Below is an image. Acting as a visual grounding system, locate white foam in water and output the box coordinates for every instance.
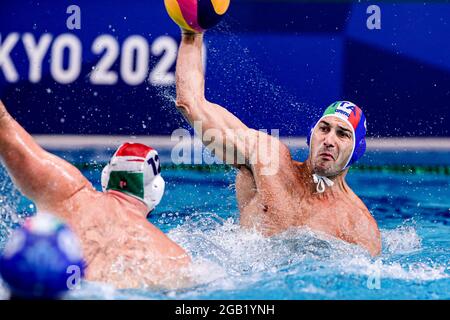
[382,225,422,254]
[340,257,448,282]
[1,172,448,299]
[0,172,25,248]
[166,213,449,292]
[299,284,328,295]
[65,281,119,300]
[2,205,449,299]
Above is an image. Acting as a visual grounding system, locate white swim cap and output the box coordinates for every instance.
[101,142,165,213]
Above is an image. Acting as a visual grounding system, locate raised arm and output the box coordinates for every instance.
[176,33,249,132]
[0,100,92,211]
[175,32,292,178]
[175,32,257,166]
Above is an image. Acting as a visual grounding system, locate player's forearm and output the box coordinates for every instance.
[0,103,87,206]
[0,111,52,200]
[0,106,45,167]
[175,32,205,112]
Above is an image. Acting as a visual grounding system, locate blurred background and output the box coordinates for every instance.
[0,0,449,139]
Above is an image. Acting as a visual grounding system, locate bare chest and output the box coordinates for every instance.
[236,171,354,237]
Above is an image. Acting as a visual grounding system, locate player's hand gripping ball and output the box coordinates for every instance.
[164,0,230,33]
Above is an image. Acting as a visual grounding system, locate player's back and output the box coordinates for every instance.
[53,187,191,289]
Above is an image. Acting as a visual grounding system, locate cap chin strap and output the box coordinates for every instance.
[312,174,334,193]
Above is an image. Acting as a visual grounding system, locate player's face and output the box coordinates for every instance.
[310,117,354,176]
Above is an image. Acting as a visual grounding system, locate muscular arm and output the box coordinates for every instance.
[0,100,92,212]
[175,32,296,209]
[175,32,261,167]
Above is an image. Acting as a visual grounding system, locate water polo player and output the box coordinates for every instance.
[0,100,191,289]
[171,29,381,255]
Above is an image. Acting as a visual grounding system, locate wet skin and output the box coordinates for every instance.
[175,33,381,256]
[0,101,191,289]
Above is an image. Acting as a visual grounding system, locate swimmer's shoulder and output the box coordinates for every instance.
[47,179,95,205]
[344,183,368,210]
[342,185,377,224]
[343,188,381,255]
[46,182,101,222]
[253,131,294,166]
[345,186,379,231]
[64,181,98,202]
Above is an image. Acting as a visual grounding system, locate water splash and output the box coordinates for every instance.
[382,224,422,254]
[65,281,119,300]
[166,213,448,291]
[50,212,450,300]
[0,164,25,249]
[1,162,448,299]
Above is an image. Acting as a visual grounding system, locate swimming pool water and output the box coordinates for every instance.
[0,149,449,300]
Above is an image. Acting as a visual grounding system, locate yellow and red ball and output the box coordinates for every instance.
[164,0,230,33]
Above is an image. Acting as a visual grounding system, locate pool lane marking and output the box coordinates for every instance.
[33,135,450,151]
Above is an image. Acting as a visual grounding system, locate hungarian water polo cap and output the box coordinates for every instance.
[101,143,165,212]
[307,101,367,168]
[0,213,85,299]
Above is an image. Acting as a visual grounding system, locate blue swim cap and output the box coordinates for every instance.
[0,213,85,299]
[307,101,367,168]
